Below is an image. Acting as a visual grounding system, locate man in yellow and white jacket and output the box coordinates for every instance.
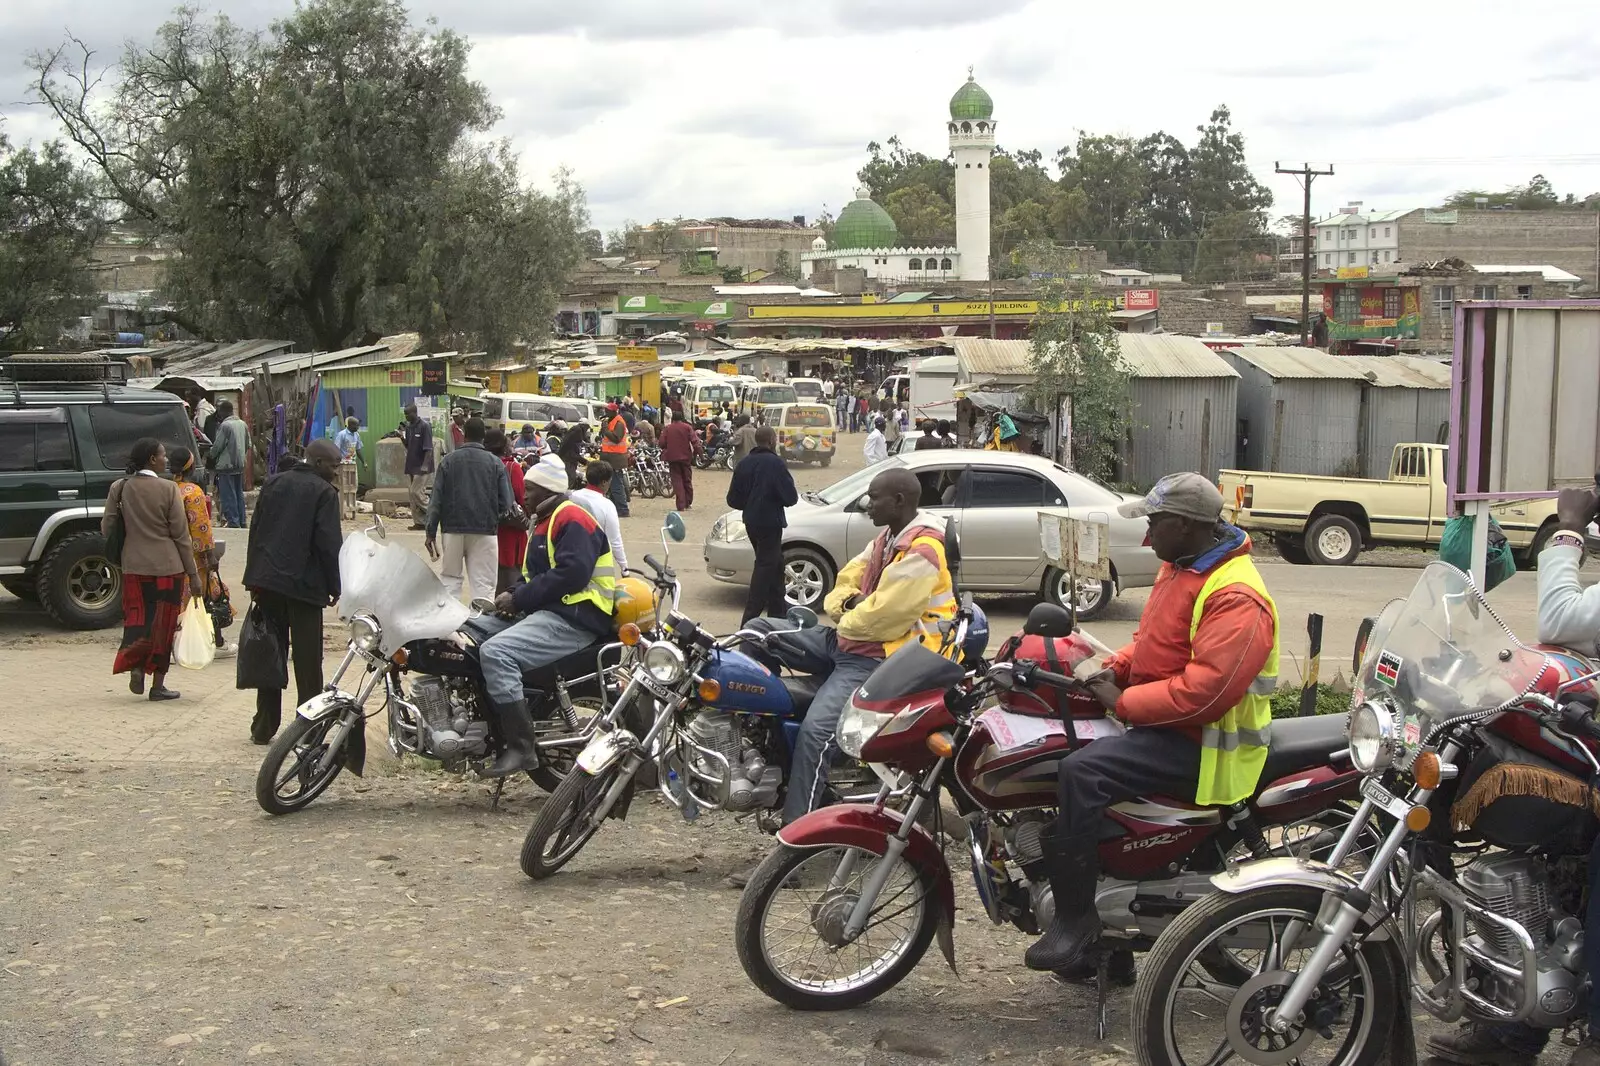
[762,467,956,826]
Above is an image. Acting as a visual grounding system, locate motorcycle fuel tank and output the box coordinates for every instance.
[702,648,793,716]
[405,637,478,679]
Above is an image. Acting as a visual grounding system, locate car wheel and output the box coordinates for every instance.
[37,531,123,629]
[1044,567,1113,621]
[783,548,834,610]
[1519,520,1556,570]
[1275,535,1311,565]
[1305,514,1362,566]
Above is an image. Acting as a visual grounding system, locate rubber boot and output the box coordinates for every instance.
[1024,826,1102,972]
[485,698,538,777]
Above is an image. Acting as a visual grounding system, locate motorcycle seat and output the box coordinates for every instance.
[1258,714,1349,785]
[522,638,612,690]
[783,676,820,716]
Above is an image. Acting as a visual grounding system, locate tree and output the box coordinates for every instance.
[579,229,604,257]
[1026,271,1130,482]
[0,131,104,349]
[772,249,793,277]
[32,0,583,352]
[884,184,954,246]
[1442,174,1598,212]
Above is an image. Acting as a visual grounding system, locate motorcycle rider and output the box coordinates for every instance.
[1426,487,1600,1066]
[1024,472,1280,979]
[477,455,618,777]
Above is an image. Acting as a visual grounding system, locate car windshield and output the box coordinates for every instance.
[814,459,906,505]
[791,381,822,399]
[758,386,797,404]
[1053,468,1123,507]
[695,384,733,402]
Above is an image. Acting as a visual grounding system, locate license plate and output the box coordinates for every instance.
[1359,775,1412,820]
[628,667,672,701]
[576,731,626,774]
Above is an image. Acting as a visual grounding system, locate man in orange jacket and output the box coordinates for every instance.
[1025,472,1279,980]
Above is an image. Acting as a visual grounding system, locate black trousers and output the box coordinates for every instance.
[251,591,325,741]
[744,525,787,624]
[1055,727,1201,841]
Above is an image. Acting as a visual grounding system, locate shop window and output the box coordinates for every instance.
[1433,285,1455,317]
[1384,289,1402,318]
[1334,288,1361,320]
[1473,284,1498,300]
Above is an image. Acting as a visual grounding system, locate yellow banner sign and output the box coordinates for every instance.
[681,360,694,371]
[549,376,564,395]
[745,298,1110,320]
[716,362,737,375]
[1336,266,1369,279]
[617,345,657,361]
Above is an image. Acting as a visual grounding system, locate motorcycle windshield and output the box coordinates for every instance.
[1353,561,1551,739]
[337,530,470,655]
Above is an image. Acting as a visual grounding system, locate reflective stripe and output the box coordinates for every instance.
[549,501,617,615]
[1189,553,1280,807]
[927,591,956,607]
[1248,674,1278,695]
[1201,724,1274,751]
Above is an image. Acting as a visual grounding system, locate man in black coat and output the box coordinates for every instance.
[727,426,798,623]
[242,438,344,744]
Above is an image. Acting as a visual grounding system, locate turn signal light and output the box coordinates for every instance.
[391,648,409,667]
[1412,751,1441,790]
[1405,805,1432,832]
[926,732,955,758]
[619,623,642,647]
[698,679,721,703]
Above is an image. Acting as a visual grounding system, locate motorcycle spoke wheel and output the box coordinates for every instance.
[254,715,349,815]
[734,844,938,1010]
[528,696,603,794]
[1133,886,1394,1066]
[519,762,622,879]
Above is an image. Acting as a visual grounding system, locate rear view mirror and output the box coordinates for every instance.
[854,493,872,512]
[786,606,818,630]
[662,512,687,543]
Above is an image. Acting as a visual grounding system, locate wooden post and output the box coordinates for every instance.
[1298,613,1324,717]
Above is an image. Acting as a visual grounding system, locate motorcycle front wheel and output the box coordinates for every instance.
[520,762,625,879]
[255,714,351,815]
[1132,884,1395,1066]
[734,843,938,1011]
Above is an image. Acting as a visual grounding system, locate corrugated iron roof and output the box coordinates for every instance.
[951,335,1238,380]
[1336,355,1452,389]
[1224,347,1369,380]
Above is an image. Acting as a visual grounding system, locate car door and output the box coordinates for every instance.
[954,466,1060,588]
[0,407,83,568]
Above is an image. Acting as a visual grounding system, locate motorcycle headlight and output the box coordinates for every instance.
[837,702,894,759]
[1349,700,1397,774]
[644,642,686,685]
[349,613,382,655]
[711,515,748,543]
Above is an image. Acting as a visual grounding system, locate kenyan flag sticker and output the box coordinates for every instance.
[1375,650,1403,688]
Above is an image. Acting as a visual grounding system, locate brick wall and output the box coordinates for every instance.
[1413,271,1574,352]
[1158,293,1255,336]
[713,226,825,273]
[1398,209,1600,287]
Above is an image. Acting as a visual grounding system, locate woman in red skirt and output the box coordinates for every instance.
[486,428,529,594]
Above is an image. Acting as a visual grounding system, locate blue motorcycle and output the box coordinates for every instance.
[519,514,987,880]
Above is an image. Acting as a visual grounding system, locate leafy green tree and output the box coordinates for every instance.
[32,0,583,352]
[0,132,103,349]
[1442,174,1598,211]
[884,184,954,246]
[1026,270,1130,481]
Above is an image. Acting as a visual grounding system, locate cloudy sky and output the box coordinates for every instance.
[4,0,1598,236]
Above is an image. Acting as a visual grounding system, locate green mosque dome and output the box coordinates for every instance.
[832,186,899,249]
[949,74,993,121]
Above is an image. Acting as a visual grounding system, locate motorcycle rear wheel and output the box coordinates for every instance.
[1133,884,1394,1066]
[255,714,350,815]
[734,843,938,1011]
[527,695,604,795]
[520,762,624,879]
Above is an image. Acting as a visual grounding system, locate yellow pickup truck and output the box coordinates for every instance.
[1218,442,1559,566]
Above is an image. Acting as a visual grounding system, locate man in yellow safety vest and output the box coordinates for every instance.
[1024,472,1279,979]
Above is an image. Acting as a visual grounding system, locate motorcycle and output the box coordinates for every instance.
[1131,560,1600,1066]
[517,516,971,879]
[253,518,624,815]
[695,426,733,470]
[733,599,1365,1023]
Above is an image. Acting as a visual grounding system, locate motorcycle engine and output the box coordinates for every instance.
[686,710,781,812]
[1458,853,1585,1028]
[409,675,490,760]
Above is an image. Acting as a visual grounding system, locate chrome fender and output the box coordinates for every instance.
[1210,856,1393,940]
[297,690,360,722]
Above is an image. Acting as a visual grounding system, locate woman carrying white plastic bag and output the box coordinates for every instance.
[173,598,217,670]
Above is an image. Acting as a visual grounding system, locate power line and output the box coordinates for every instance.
[1276,162,1335,348]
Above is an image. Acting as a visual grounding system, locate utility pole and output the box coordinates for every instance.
[1275,162,1335,348]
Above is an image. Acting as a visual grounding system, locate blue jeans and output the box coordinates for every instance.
[476,611,598,706]
[1489,829,1600,1049]
[608,468,630,517]
[749,623,881,825]
[216,472,246,527]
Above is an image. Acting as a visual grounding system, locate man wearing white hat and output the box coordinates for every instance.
[473,456,618,777]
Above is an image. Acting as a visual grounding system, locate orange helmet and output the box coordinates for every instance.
[613,575,658,630]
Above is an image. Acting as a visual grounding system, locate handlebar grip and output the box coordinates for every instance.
[1560,705,1600,743]
[1024,668,1082,692]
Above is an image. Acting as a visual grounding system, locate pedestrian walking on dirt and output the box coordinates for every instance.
[105,437,203,702]
[571,460,630,574]
[211,400,249,528]
[727,426,797,623]
[599,402,632,518]
[556,422,589,489]
[243,439,343,745]
[426,416,513,603]
[402,404,435,530]
[487,428,529,594]
[659,408,702,511]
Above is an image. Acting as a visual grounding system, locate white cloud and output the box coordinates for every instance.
[3,0,1598,234]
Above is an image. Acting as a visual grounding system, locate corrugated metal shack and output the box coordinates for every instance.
[1339,355,1452,479]
[950,334,1240,484]
[1219,347,1368,476]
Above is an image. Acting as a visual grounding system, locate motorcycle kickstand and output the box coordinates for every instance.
[489,776,507,813]
[1094,952,1109,1041]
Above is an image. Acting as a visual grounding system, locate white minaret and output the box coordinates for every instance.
[948,68,995,282]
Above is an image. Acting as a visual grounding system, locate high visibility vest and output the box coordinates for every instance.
[1189,554,1280,806]
[878,526,958,660]
[600,415,629,455]
[548,501,618,615]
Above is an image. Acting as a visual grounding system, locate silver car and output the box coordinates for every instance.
[703,450,1159,620]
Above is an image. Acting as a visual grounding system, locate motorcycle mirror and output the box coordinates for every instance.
[662,512,687,543]
[785,605,818,630]
[366,513,388,541]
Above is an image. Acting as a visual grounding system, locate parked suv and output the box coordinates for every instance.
[0,357,196,628]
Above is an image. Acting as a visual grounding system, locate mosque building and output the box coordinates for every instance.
[801,71,994,285]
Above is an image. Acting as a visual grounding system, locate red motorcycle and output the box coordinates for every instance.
[733,601,1365,1030]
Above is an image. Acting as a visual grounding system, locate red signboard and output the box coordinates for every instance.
[1123,288,1159,311]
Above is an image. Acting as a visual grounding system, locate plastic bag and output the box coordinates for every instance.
[1438,514,1517,593]
[236,601,287,690]
[173,598,217,670]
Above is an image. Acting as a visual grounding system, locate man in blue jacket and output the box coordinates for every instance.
[727,425,798,624]
[478,457,617,776]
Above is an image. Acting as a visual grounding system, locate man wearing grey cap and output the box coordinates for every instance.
[1024,472,1280,981]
